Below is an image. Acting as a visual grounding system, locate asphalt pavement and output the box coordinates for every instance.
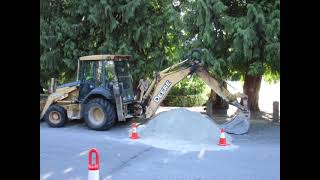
[40,116,279,180]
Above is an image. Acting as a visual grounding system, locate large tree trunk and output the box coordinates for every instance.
[206,81,229,116]
[243,75,262,112]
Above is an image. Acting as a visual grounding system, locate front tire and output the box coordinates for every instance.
[44,105,67,128]
[83,98,116,130]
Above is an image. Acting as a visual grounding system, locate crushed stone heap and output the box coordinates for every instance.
[136,108,235,152]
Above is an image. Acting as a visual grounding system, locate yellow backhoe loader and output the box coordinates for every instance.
[40,49,250,134]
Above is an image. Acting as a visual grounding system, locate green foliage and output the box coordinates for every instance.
[162,75,209,107]
[40,0,280,107]
[40,0,184,86]
[222,0,280,79]
[182,0,230,79]
[182,0,280,81]
[162,94,208,107]
[263,66,280,84]
[168,75,207,96]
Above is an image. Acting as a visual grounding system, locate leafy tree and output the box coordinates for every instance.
[181,0,280,111]
[40,0,185,89]
[40,0,280,111]
[163,75,209,107]
[222,0,280,111]
[40,0,80,87]
[178,0,231,110]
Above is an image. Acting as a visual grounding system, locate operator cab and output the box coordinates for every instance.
[77,55,134,103]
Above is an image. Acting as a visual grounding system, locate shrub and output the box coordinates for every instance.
[162,76,209,106]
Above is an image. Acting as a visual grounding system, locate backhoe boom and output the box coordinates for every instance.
[138,56,250,134]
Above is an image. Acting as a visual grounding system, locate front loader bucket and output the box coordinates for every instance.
[222,111,250,135]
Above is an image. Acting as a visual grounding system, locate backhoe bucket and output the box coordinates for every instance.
[221,111,250,135]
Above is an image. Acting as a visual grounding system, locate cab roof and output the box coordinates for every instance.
[79,55,131,61]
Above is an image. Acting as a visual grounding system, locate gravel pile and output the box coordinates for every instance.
[137,108,236,152]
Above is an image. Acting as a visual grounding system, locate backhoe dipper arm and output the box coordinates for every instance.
[195,66,249,112]
[194,65,251,135]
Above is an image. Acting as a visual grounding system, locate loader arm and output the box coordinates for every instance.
[139,50,250,134]
[40,86,78,119]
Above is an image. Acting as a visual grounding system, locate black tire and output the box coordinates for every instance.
[44,105,67,128]
[83,98,116,131]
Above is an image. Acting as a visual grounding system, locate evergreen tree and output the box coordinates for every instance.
[222,0,280,111]
[40,0,280,111]
[181,0,280,111]
[40,0,184,88]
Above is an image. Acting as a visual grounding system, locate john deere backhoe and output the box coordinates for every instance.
[40,49,250,134]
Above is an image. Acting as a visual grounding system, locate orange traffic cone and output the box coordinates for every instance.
[130,122,139,139]
[218,128,229,146]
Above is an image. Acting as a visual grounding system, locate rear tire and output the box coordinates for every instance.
[44,105,67,127]
[83,98,116,130]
